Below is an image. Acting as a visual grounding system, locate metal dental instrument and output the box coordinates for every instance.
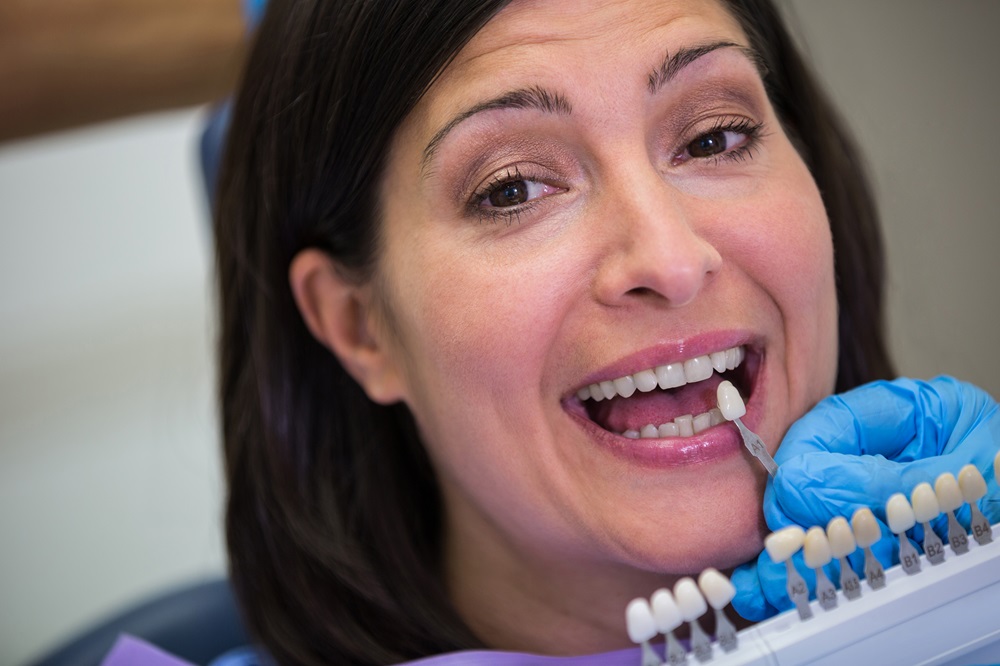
[717,380,779,476]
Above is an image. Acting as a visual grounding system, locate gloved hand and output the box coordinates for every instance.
[731,376,1000,621]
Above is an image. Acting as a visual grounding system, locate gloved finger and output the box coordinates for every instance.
[773,450,1000,539]
[730,559,779,622]
[776,377,991,463]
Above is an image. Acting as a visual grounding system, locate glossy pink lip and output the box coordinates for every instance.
[561,330,766,469]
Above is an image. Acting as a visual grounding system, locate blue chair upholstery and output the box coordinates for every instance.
[28,578,249,666]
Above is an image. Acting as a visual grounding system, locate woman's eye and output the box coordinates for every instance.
[685,130,748,159]
[480,178,561,208]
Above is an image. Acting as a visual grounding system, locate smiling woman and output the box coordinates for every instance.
[209,0,986,664]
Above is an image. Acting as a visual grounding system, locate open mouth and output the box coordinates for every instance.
[572,345,757,439]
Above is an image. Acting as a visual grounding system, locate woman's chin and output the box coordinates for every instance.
[604,478,767,575]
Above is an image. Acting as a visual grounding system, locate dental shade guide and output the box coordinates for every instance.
[675,578,713,663]
[911,482,946,565]
[651,588,689,666]
[850,508,887,590]
[935,473,970,555]
[826,516,863,601]
[803,527,838,609]
[764,526,812,620]
[697,568,738,653]
[958,464,993,545]
[716,381,778,477]
[885,493,922,575]
[626,461,1000,664]
[626,598,664,666]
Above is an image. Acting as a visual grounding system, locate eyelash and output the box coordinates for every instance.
[469,166,553,226]
[467,116,767,225]
[677,115,767,166]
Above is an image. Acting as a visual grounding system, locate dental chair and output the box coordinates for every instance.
[27,577,249,666]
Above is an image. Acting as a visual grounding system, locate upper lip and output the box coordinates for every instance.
[567,331,758,398]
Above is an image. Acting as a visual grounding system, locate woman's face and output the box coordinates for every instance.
[373,0,837,644]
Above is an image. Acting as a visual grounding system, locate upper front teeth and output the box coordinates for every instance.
[577,345,745,402]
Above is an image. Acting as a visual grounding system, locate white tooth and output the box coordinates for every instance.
[658,422,679,437]
[600,380,616,400]
[651,588,683,633]
[692,412,712,434]
[683,355,714,383]
[716,380,746,421]
[958,464,988,503]
[656,363,686,390]
[625,598,657,644]
[826,516,857,558]
[623,430,640,439]
[885,493,916,534]
[803,526,833,569]
[673,577,708,621]
[640,424,659,439]
[633,369,659,393]
[589,383,604,402]
[764,525,805,563]
[708,408,725,426]
[710,351,727,373]
[910,482,941,522]
[613,375,637,399]
[735,346,745,366]
[577,386,591,401]
[934,472,963,512]
[725,346,739,370]
[850,507,881,548]
[675,414,694,437]
[697,568,736,610]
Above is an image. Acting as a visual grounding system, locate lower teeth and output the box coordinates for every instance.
[622,407,725,439]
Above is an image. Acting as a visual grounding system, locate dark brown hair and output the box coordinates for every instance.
[214,1,894,663]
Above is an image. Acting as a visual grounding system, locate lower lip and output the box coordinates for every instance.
[568,411,747,468]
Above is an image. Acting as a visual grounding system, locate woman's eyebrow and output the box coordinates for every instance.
[421,85,572,169]
[647,41,767,94]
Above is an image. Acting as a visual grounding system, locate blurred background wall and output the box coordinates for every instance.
[0,2,997,664]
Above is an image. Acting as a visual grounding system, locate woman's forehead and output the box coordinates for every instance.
[404,0,747,149]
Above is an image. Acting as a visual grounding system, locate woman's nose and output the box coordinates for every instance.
[591,176,722,309]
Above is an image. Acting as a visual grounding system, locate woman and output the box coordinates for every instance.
[213,0,999,664]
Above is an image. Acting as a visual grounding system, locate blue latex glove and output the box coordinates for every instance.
[731,376,1000,621]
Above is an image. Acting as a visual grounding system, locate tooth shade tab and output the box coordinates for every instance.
[886,493,917,534]
[697,568,736,609]
[673,577,708,621]
[764,525,805,563]
[935,472,964,512]
[958,464,988,502]
[625,598,658,644]
[826,517,857,558]
[851,508,882,548]
[716,380,747,421]
[911,482,941,522]
[803,526,833,568]
[651,588,683,632]
[579,344,746,401]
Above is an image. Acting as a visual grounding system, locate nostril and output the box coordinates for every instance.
[624,286,661,300]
